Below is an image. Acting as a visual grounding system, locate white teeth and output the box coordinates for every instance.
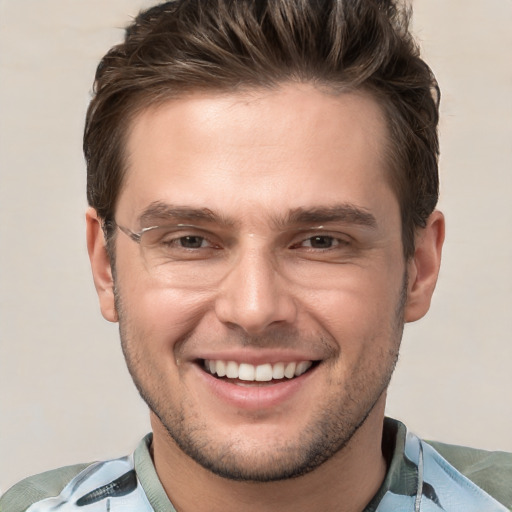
[272,362,285,379]
[216,360,226,377]
[255,363,273,382]
[238,363,255,381]
[295,361,312,376]
[203,359,314,382]
[284,362,296,378]
[226,361,238,379]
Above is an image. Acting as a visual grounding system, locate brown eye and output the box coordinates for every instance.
[178,236,206,248]
[307,236,336,249]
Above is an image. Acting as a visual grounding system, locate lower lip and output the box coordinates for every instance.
[194,364,317,411]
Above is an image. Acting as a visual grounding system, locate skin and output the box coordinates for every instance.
[87,84,444,512]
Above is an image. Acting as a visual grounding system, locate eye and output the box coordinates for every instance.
[141,226,221,255]
[136,224,226,267]
[297,235,347,250]
[303,235,338,249]
[176,235,208,249]
[159,233,219,252]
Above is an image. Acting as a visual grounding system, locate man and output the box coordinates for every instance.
[1,0,511,511]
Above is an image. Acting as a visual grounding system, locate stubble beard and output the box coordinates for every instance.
[114,273,407,482]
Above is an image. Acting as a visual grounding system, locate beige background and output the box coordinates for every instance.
[0,0,511,493]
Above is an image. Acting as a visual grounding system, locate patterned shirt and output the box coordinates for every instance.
[2,418,511,511]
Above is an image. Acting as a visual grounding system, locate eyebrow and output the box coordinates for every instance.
[138,202,235,227]
[281,205,377,229]
[137,201,377,230]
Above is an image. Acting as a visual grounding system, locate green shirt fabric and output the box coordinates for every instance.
[1,418,511,511]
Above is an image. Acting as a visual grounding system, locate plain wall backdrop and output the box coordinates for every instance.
[1,0,511,493]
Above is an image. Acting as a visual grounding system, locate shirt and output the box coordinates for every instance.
[2,418,511,511]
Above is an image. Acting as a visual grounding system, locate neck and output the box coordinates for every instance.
[150,401,388,512]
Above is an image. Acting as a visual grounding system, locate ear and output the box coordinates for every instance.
[404,210,445,323]
[86,207,118,322]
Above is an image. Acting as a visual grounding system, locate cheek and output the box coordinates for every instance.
[302,269,405,346]
[118,282,215,353]
[315,266,402,308]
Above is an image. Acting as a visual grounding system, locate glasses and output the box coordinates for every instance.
[115,221,359,289]
[116,222,237,288]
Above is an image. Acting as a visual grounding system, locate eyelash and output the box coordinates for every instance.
[160,234,219,250]
[157,232,350,252]
[291,235,350,250]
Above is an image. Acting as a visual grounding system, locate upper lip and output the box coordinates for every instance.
[191,349,323,366]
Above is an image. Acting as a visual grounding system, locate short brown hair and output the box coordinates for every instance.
[84,0,440,258]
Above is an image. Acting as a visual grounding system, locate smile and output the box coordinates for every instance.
[203,359,314,382]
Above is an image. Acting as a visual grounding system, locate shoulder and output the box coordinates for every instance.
[426,439,512,508]
[0,453,154,512]
[0,436,160,512]
[0,463,92,512]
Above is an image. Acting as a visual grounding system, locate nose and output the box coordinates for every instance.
[214,245,297,334]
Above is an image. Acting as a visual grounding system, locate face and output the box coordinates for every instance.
[99,85,412,481]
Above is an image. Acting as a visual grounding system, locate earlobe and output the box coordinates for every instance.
[404,210,445,323]
[86,207,118,323]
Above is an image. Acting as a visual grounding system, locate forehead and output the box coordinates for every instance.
[119,84,396,228]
